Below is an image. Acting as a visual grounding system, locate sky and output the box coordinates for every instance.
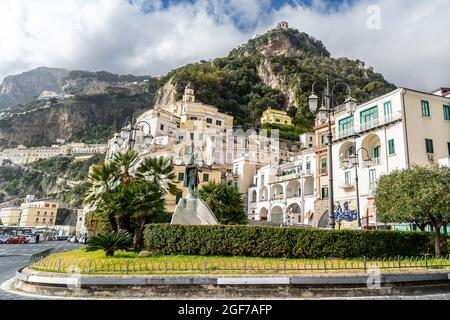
[0,0,449,91]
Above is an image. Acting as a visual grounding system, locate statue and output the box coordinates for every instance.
[184,146,202,195]
[171,143,219,225]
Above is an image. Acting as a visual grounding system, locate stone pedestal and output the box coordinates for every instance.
[171,194,219,225]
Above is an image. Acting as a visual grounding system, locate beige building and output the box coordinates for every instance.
[0,207,22,226]
[19,199,60,228]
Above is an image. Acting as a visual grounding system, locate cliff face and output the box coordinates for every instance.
[0,67,69,108]
[0,88,152,148]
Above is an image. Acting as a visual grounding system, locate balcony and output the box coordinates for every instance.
[272,194,284,201]
[335,127,356,141]
[339,180,355,189]
[363,157,382,168]
[358,113,402,133]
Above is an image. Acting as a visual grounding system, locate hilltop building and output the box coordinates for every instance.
[260,107,292,126]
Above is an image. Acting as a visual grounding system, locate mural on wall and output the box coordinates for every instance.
[334,201,358,223]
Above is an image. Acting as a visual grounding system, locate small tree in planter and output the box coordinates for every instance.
[375,165,450,257]
[87,229,132,257]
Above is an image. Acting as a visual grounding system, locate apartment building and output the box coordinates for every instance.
[19,199,60,228]
[247,148,316,225]
[260,107,293,125]
[328,87,450,228]
[0,207,22,226]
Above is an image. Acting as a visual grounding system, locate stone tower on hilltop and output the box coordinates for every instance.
[277,21,289,31]
[183,82,195,103]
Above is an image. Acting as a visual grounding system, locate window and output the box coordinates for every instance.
[444,105,450,120]
[388,139,395,156]
[321,187,329,199]
[344,171,352,185]
[203,173,209,182]
[216,120,222,126]
[321,134,326,146]
[50,219,53,222]
[339,116,354,133]
[360,106,379,126]
[178,173,184,182]
[373,146,380,159]
[261,174,265,185]
[384,101,392,120]
[43,218,46,222]
[321,158,327,174]
[369,169,377,187]
[52,204,56,208]
[421,100,430,117]
[206,118,212,124]
[425,139,434,154]
[448,142,450,157]
[160,124,165,130]
[45,204,49,208]
[37,211,40,215]
[275,119,280,123]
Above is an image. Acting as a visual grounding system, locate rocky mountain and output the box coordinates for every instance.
[157,25,396,130]
[0,24,397,148]
[0,67,68,109]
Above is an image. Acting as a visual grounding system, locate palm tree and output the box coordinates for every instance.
[85,163,119,232]
[112,150,139,184]
[198,182,247,225]
[136,157,179,195]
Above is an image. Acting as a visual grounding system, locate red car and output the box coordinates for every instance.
[6,236,29,244]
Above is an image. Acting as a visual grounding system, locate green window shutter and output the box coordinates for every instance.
[321,158,327,168]
[360,106,379,125]
[448,142,450,157]
[216,120,222,126]
[373,146,380,158]
[425,139,434,154]
[178,173,184,182]
[388,139,395,155]
[444,105,450,120]
[421,101,430,117]
[339,116,354,132]
[306,162,311,170]
[206,118,212,124]
[203,173,209,182]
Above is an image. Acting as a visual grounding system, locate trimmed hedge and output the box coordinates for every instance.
[144,224,448,259]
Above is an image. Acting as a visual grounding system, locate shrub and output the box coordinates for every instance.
[87,229,132,257]
[144,224,447,259]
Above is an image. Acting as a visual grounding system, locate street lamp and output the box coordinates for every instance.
[122,114,152,151]
[308,78,357,229]
[347,143,372,227]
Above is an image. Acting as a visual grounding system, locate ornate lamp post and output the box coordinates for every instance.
[342,144,372,227]
[308,78,357,229]
[121,114,152,151]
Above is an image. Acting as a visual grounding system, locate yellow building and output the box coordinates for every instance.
[260,107,292,125]
[164,164,223,213]
[0,207,22,226]
[19,199,60,228]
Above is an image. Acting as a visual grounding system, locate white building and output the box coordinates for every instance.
[331,87,450,227]
[247,148,316,225]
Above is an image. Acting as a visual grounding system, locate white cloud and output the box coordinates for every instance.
[0,0,448,91]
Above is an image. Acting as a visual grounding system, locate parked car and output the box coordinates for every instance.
[6,236,29,244]
[24,235,37,243]
[0,235,12,244]
[67,236,78,243]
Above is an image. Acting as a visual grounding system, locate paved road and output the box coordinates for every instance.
[0,241,82,300]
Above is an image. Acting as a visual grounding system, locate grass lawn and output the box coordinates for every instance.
[29,249,450,275]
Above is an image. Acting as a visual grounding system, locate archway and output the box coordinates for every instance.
[271,184,284,200]
[361,134,382,166]
[251,190,257,203]
[339,141,355,168]
[259,186,268,201]
[286,203,301,223]
[318,211,329,228]
[260,207,268,221]
[286,180,301,198]
[271,206,283,224]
